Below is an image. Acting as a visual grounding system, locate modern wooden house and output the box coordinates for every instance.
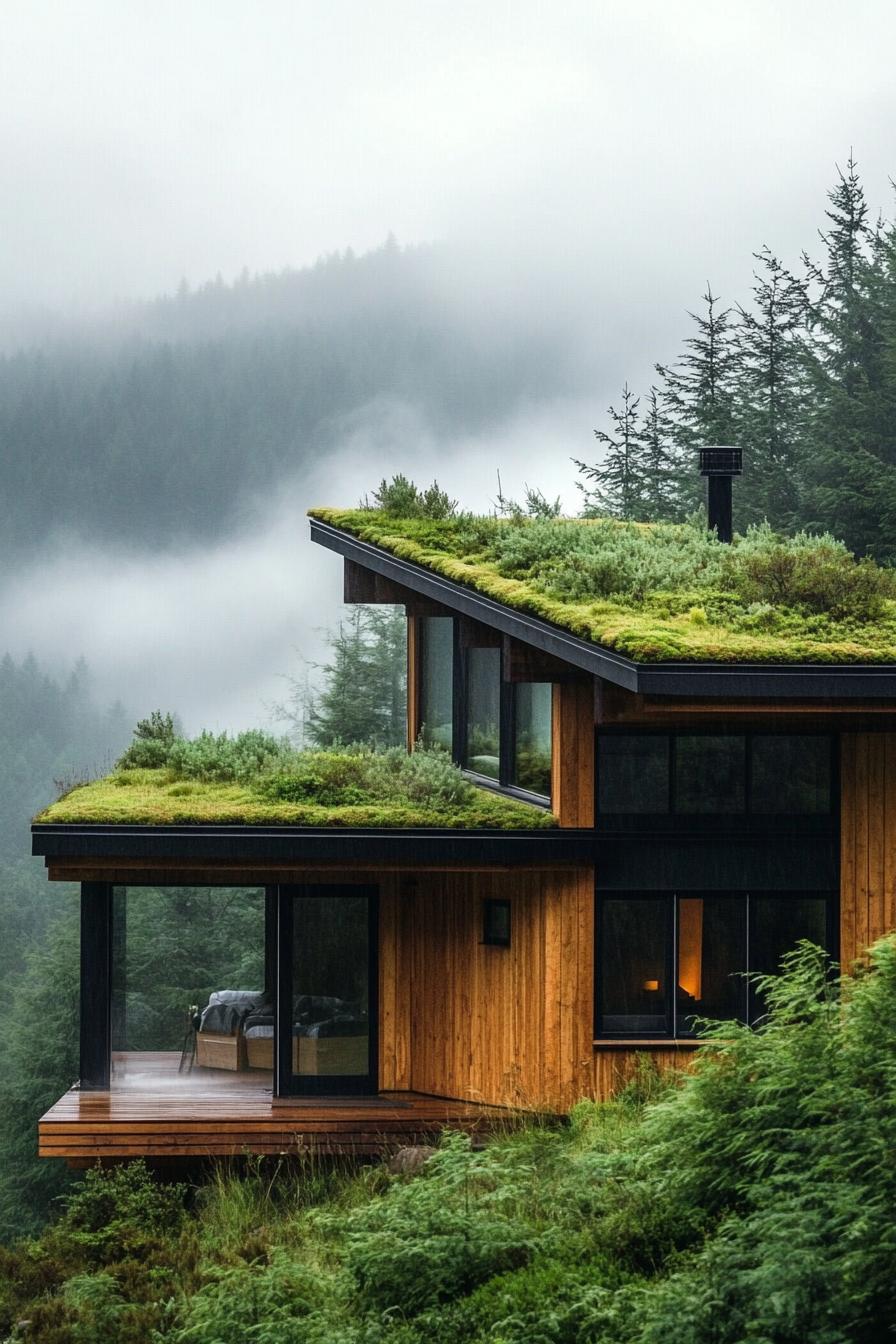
[32,463,896,1163]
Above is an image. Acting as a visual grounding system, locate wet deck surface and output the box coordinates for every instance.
[39,1053,510,1160]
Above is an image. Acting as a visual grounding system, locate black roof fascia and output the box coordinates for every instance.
[310,518,896,700]
[32,823,595,866]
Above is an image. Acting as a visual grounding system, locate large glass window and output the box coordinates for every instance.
[598,735,669,814]
[290,892,371,1084]
[597,733,834,821]
[418,618,553,803]
[749,895,828,1021]
[419,617,454,750]
[750,735,832,814]
[676,735,745,813]
[596,891,832,1037]
[110,886,268,1090]
[599,898,669,1034]
[513,682,552,796]
[465,647,501,780]
[677,896,747,1032]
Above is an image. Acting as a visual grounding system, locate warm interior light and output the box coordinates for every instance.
[678,899,704,999]
[642,979,660,992]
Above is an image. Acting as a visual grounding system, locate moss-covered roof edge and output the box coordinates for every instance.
[308,512,896,698]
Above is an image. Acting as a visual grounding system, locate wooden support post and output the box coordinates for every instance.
[80,882,113,1090]
[551,682,596,827]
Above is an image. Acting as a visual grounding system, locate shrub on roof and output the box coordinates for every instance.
[259,744,474,810]
[366,474,458,520]
[724,524,896,618]
[489,517,726,604]
[116,727,288,782]
[116,710,179,769]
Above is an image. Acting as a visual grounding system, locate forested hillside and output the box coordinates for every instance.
[0,240,575,561]
[0,658,130,1234]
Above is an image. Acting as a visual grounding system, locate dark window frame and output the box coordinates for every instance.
[596,728,838,833]
[440,617,552,807]
[482,898,512,947]
[595,888,837,1039]
[277,884,379,1098]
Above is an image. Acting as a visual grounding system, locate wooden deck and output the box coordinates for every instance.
[39,1053,512,1162]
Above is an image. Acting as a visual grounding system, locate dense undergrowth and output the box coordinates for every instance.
[4,940,896,1342]
[35,719,553,828]
[311,508,896,662]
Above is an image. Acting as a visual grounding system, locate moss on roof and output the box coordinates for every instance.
[35,768,555,829]
[310,508,896,665]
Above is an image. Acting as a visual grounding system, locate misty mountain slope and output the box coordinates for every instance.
[0,243,579,559]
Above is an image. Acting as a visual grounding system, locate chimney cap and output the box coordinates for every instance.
[699,445,742,476]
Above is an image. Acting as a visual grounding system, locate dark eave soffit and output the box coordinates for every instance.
[32,823,596,867]
[310,518,896,700]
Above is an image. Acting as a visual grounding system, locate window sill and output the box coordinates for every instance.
[462,770,552,811]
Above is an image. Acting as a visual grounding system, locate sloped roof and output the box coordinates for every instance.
[310,509,896,698]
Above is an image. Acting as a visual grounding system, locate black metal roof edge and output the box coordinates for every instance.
[310,517,896,700]
[31,822,596,864]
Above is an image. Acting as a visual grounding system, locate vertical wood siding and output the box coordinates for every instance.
[593,1048,696,1098]
[840,733,896,966]
[551,682,595,827]
[380,868,595,1110]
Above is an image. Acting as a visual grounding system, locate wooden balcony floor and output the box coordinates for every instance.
[39,1053,512,1162]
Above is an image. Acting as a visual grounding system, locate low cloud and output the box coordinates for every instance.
[1,395,599,732]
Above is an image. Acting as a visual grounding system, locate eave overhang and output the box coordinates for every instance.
[310,517,896,700]
[32,823,595,868]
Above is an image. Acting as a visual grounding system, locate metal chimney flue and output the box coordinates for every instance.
[699,445,742,543]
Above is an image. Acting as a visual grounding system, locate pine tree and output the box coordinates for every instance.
[733,247,808,528]
[578,384,688,524]
[656,286,739,512]
[638,386,687,521]
[800,157,896,557]
[576,383,645,519]
[282,606,408,749]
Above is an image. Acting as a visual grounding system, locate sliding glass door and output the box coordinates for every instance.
[276,886,377,1096]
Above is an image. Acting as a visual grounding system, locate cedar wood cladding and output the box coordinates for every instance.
[380,868,594,1110]
[840,733,896,967]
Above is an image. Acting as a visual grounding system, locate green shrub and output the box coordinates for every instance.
[168,1252,321,1344]
[165,729,288,782]
[418,1257,625,1344]
[725,524,896,618]
[259,745,475,810]
[42,1161,187,1269]
[333,1134,539,1316]
[488,517,725,604]
[368,475,458,520]
[117,710,178,768]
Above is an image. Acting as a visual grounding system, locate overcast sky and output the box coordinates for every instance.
[4,0,896,321]
[5,0,896,731]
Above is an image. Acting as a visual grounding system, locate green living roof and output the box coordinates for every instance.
[310,508,896,665]
[35,768,555,830]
